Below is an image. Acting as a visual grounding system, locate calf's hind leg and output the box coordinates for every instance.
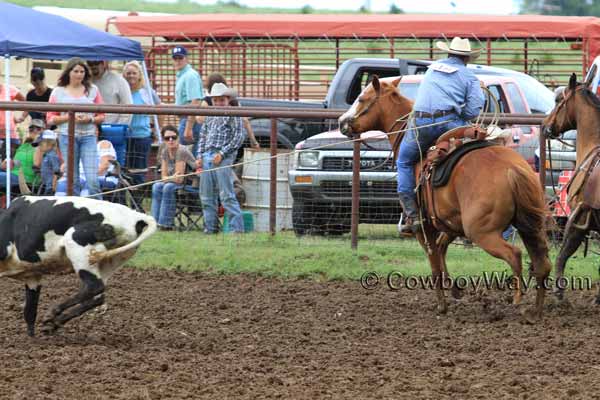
[42,230,108,334]
[43,270,105,333]
[42,270,105,334]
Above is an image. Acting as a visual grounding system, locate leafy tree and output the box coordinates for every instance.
[301,4,313,13]
[520,0,597,16]
[389,3,404,13]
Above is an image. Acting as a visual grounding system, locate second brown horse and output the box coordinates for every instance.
[339,76,551,319]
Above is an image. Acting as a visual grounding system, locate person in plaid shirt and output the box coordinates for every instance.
[196,83,246,234]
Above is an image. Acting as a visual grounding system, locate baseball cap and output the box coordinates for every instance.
[32,130,57,147]
[172,46,188,57]
[29,119,45,129]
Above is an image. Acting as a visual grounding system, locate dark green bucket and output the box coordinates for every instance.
[223,211,254,233]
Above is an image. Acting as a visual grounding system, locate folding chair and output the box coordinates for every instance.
[102,160,145,213]
[174,169,203,231]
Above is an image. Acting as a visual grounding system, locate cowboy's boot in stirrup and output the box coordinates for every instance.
[398,193,421,237]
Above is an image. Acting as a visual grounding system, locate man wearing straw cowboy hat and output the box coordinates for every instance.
[196,82,246,234]
[396,37,485,236]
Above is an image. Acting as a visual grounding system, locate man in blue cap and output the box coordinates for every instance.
[172,46,204,154]
[396,37,485,236]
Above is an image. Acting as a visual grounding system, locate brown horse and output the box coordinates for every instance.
[339,76,552,319]
[543,73,600,303]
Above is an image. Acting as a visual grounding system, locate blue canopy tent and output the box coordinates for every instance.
[0,2,148,205]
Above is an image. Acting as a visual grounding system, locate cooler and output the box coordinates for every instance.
[99,124,128,166]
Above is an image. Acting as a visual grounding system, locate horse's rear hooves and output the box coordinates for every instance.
[521,308,542,324]
[436,304,448,315]
[451,286,463,299]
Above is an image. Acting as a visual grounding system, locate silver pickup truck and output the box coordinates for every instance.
[289,71,555,235]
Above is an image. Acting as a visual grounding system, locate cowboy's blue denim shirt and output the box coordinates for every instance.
[412,57,485,121]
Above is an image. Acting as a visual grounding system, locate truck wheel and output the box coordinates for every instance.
[292,201,314,236]
[322,220,351,236]
[314,211,351,236]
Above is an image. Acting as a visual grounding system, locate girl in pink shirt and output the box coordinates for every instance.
[47,57,105,197]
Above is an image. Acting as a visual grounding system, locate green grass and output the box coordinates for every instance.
[128,229,600,283]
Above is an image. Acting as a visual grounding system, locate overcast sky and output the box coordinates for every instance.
[203,0,519,14]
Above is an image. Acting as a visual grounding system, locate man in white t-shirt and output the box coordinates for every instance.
[87,60,133,126]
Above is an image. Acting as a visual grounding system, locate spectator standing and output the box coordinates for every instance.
[17,67,53,124]
[196,83,246,234]
[87,60,132,126]
[122,60,161,186]
[151,125,195,231]
[197,73,260,149]
[0,82,25,153]
[32,129,61,195]
[172,46,204,154]
[47,57,105,197]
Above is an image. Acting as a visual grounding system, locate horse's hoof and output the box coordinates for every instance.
[521,308,542,325]
[594,296,600,306]
[451,285,463,300]
[436,304,448,315]
[553,288,565,301]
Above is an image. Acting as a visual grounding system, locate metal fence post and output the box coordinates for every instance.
[67,111,75,196]
[270,118,277,235]
[539,127,546,190]
[351,136,360,250]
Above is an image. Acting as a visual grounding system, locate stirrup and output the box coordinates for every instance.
[398,216,421,237]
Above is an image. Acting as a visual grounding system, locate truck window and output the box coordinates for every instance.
[505,83,528,113]
[346,68,401,105]
[485,85,507,114]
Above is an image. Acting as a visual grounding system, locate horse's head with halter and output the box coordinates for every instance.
[543,72,593,139]
[338,76,403,137]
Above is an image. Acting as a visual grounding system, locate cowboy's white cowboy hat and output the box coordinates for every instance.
[207,82,238,98]
[436,37,481,59]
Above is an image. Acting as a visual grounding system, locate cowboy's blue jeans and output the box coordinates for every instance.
[396,115,467,200]
[200,151,244,233]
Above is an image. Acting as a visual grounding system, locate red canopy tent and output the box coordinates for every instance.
[112,13,600,60]
[110,14,600,101]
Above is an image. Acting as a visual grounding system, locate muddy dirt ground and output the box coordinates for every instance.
[1,268,600,399]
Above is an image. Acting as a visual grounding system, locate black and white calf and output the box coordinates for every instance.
[0,196,157,336]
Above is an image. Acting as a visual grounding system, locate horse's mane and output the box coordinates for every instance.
[579,86,600,110]
[377,77,413,107]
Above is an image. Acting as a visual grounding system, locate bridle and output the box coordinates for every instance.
[350,92,380,123]
[348,76,404,131]
[545,85,581,138]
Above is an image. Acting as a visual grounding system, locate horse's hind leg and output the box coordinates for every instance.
[437,234,460,299]
[554,226,586,301]
[520,231,552,319]
[471,232,523,305]
[417,230,447,313]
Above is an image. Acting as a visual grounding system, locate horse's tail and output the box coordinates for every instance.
[506,164,548,236]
